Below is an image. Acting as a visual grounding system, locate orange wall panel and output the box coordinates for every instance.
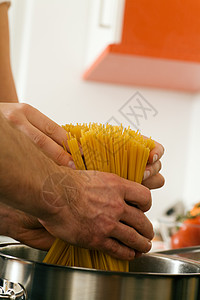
[83,0,200,91]
[119,0,200,61]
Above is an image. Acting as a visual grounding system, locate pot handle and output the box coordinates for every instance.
[0,278,26,299]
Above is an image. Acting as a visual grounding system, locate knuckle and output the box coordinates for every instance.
[135,211,146,231]
[126,232,137,247]
[45,122,57,136]
[33,133,47,148]
[142,188,152,211]
[156,160,162,172]
[19,102,29,110]
[89,235,102,249]
[127,233,152,253]
[105,239,135,260]
[113,199,125,216]
[159,174,165,187]
[55,149,70,165]
[18,103,31,114]
[134,210,154,240]
[6,103,30,125]
[150,160,161,176]
[126,249,136,261]
[97,216,115,236]
[109,173,118,180]
[107,173,120,185]
[108,240,119,255]
[145,221,154,240]
[6,111,21,125]
[110,172,121,182]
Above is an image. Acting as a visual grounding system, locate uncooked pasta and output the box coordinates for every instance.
[43,123,155,272]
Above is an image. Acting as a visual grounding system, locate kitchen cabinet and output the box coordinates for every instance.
[83,0,200,91]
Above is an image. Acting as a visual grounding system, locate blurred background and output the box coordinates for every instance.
[7,0,200,222]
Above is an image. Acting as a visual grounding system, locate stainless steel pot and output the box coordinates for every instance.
[0,243,200,300]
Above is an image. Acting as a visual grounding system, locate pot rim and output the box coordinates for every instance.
[0,243,200,277]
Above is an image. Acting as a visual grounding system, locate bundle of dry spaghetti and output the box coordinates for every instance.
[43,123,155,272]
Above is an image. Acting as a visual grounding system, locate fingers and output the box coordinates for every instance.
[111,222,152,254]
[101,238,136,261]
[122,205,154,240]
[143,160,162,181]
[100,215,152,260]
[20,120,75,168]
[24,104,71,151]
[122,179,152,212]
[148,140,164,164]
[142,159,165,189]
[142,173,165,189]
[142,138,165,189]
[1,103,76,167]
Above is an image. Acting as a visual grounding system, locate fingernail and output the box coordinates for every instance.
[68,160,76,169]
[153,154,158,163]
[148,240,152,250]
[143,170,150,181]
[144,240,152,253]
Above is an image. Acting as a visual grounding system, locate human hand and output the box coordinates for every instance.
[39,169,154,261]
[0,202,55,250]
[142,140,165,189]
[0,102,75,168]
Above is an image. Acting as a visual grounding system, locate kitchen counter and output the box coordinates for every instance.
[0,236,17,243]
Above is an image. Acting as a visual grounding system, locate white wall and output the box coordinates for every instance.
[8,0,196,220]
[184,93,200,207]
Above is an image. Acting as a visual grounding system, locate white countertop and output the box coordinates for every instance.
[0,236,17,243]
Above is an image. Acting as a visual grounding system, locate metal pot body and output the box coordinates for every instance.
[0,243,200,300]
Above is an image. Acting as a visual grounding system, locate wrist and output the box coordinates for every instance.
[39,167,80,222]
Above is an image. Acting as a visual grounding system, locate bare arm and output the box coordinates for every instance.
[0,111,61,216]
[0,2,18,102]
[0,202,55,250]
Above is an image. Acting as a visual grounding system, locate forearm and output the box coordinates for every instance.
[0,201,20,238]
[0,201,13,236]
[0,112,68,219]
[0,201,55,250]
[0,3,18,102]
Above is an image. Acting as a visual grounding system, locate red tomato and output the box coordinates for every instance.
[171,219,200,249]
[171,230,185,249]
[185,216,200,225]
